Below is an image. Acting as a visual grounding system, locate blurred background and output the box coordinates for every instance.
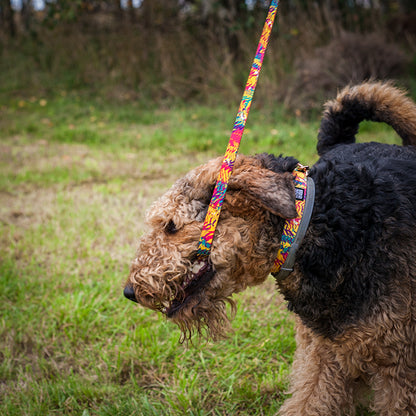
[2,0,416,114]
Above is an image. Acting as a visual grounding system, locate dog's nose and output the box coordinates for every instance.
[123,284,138,303]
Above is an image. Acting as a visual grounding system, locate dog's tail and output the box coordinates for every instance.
[317,81,416,155]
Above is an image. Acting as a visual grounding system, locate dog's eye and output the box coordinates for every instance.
[165,220,178,234]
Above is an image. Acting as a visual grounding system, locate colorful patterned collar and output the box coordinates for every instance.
[271,165,315,281]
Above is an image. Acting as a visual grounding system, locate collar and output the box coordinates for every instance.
[271,164,315,281]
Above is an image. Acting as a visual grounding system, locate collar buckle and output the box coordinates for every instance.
[295,163,309,173]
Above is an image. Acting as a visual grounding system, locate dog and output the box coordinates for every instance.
[124,82,416,415]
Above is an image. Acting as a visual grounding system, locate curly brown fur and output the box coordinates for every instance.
[125,82,416,414]
[127,155,298,341]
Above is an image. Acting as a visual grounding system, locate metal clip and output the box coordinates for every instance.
[296,163,309,173]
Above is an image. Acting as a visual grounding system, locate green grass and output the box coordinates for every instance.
[0,89,394,415]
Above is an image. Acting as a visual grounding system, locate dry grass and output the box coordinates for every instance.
[282,31,410,114]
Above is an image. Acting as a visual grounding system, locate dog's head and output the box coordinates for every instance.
[124,154,298,341]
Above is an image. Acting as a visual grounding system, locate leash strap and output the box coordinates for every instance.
[197,0,279,258]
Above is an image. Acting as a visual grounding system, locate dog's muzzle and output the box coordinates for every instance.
[123,284,138,303]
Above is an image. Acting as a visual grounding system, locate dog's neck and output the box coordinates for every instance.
[271,165,315,281]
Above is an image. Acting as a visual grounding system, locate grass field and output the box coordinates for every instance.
[0,90,400,415]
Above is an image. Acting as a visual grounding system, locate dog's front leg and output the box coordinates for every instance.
[372,367,416,416]
[278,320,355,416]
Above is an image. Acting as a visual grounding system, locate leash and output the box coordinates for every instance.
[197,0,280,259]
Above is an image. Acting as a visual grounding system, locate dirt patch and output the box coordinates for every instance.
[0,136,209,191]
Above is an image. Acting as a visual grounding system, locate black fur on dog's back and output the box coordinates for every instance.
[317,82,416,155]
[284,83,416,338]
[295,142,416,337]
[256,82,416,338]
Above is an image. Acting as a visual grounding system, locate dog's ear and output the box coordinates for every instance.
[227,164,298,219]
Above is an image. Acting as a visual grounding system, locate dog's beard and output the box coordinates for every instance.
[170,291,236,343]
[164,261,236,342]
[130,259,236,342]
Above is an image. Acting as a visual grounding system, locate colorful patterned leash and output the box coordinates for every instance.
[196,0,280,258]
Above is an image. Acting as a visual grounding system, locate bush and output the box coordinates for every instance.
[281,32,409,115]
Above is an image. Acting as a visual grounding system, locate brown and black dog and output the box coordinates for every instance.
[125,82,416,415]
